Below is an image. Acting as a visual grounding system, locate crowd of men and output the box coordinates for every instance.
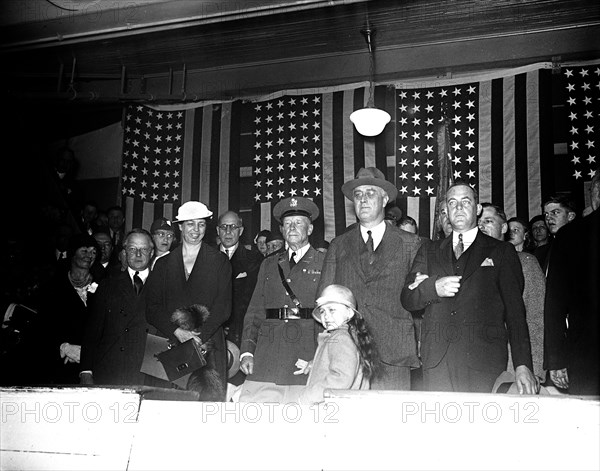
[4,166,599,398]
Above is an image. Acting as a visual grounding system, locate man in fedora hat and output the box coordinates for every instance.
[318,167,422,390]
[145,201,232,398]
[239,196,325,402]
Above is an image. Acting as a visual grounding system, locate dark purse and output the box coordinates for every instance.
[156,339,207,382]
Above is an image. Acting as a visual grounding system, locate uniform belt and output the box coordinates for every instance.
[265,307,312,320]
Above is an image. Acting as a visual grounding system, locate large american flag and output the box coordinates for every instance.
[563,65,599,182]
[120,65,566,241]
[395,69,553,236]
[121,102,240,232]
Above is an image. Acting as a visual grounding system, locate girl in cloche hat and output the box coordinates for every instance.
[290,284,379,404]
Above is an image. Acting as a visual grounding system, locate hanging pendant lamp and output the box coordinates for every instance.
[349,26,391,137]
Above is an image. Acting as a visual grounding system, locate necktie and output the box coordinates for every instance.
[225,249,230,259]
[366,230,374,265]
[133,271,143,295]
[289,252,297,269]
[454,233,464,259]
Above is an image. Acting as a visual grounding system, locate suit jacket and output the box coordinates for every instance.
[80,271,148,385]
[401,230,533,375]
[224,245,263,347]
[544,208,599,394]
[318,224,422,367]
[145,243,232,389]
[241,246,325,384]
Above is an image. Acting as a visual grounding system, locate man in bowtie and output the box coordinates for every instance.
[401,182,537,394]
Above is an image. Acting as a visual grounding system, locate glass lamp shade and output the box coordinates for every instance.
[349,107,391,137]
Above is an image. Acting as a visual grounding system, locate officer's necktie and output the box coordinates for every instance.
[366,230,374,265]
[133,271,143,295]
[289,251,297,269]
[454,233,464,259]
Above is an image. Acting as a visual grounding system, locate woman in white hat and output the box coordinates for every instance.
[145,201,232,397]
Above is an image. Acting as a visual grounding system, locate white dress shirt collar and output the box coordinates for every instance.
[287,243,310,262]
[360,220,387,250]
[127,267,149,283]
[221,243,238,259]
[453,226,479,251]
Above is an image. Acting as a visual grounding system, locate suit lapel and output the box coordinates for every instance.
[460,231,491,282]
[438,236,454,276]
[350,228,368,283]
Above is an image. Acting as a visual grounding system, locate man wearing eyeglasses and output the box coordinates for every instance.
[216,211,262,352]
[149,217,176,270]
[80,228,154,386]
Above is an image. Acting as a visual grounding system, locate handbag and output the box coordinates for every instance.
[156,338,207,382]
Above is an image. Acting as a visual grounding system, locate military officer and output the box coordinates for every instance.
[239,197,325,402]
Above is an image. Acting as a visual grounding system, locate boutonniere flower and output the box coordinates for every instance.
[87,282,99,293]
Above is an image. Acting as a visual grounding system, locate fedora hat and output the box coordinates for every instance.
[341,167,398,201]
[226,340,241,379]
[173,201,213,223]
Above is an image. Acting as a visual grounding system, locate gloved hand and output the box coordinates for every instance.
[293,358,312,375]
[60,343,81,364]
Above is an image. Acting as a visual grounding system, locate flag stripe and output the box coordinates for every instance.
[514,73,530,218]
[491,79,504,205]
[539,69,555,202]
[322,93,336,242]
[526,71,542,219]
[353,88,367,173]
[331,91,347,236]
[343,90,357,228]
[142,201,155,230]
[373,84,390,172]
[503,76,516,217]
[227,101,242,214]
[209,105,222,213]
[188,109,201,202]
[199,106,213,203]
[418,198,430,236]
[479,80,493,204]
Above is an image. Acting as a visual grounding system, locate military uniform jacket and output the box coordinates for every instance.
[241,246,325,385]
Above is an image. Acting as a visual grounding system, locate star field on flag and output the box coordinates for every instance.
[396,84,480,196]
[564,66,599,180]
[121,105,185,203]
[253,95,323,203]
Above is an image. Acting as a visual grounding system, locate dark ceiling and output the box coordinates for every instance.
[2,0,599,105]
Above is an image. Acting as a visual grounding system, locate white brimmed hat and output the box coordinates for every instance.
[312,284,360,322]
[173,201,213,223]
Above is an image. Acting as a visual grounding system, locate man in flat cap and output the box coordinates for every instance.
[145,201,232,397]
[239,196,325,402]
[318,167,422,390]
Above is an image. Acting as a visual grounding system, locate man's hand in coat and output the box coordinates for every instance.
[240,356,254,375]
[435,276,462,297]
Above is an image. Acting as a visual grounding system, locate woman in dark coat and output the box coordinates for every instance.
[145,201,232,398]
[36,234,99,384]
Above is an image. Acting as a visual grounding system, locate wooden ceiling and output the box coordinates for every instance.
[2,0,599,104]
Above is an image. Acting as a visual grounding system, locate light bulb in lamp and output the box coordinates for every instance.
[349,107,391,137]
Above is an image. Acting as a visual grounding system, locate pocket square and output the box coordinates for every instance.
[236,272,247,279]
[481,258,494,267]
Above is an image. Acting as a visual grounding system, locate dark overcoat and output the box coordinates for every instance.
[145,243,232,392]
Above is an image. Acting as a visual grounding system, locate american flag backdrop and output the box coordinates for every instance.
[562,65,599,182]
[121,102,241,232]
[395,69,554,238]
[119,63,591,242]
